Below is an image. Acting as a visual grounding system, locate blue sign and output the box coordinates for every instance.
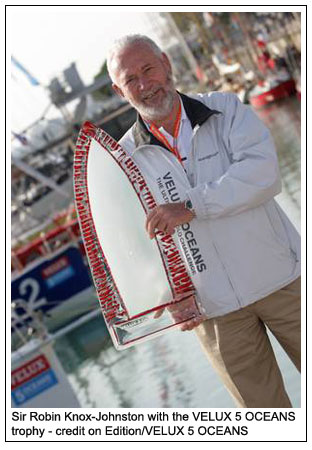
[12,369,58,405]
[45,265,75,288]
[11,244,92,320]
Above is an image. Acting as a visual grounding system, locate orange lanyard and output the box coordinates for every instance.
[148,102,183,164]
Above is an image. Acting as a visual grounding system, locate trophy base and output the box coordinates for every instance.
[111,305,198,350]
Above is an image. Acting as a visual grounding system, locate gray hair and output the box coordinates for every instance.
[106,34,163,82]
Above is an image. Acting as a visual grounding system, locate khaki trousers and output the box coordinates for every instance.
[195,277,301,408]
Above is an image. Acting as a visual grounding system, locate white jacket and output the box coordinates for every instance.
[119,92,301,318]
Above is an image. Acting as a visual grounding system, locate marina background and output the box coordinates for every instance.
[8,7,303,409]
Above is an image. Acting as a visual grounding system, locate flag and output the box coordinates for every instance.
[11,56,40,86]
[12,131,28,146]
[203,12,214,27]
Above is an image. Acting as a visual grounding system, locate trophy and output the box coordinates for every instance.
[74,122,202,350]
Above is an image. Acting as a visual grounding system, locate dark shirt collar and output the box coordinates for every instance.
[132,91,220,148]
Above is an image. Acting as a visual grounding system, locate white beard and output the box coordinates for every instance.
[132,90,176,121]
[129,74,177,122]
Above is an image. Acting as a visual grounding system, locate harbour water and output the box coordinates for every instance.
[54,96,302,408]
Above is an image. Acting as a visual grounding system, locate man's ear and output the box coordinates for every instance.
[161,52,173,74]
[112,83,124,98]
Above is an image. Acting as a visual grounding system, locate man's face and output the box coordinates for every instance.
[111,43,177,121]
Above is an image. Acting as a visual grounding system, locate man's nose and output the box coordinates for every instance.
[137,76,150,91]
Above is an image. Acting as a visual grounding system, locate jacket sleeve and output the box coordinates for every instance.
[186,93,282,220]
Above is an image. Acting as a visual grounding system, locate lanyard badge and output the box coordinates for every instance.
[148,102,183,164]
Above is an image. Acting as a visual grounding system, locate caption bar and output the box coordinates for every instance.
[7,408,305,442]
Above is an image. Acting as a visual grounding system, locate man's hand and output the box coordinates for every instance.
[154,294,205,331]
[146,202,195,239]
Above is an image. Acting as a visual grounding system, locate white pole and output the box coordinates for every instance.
[12,156,70,198]
[163,12,200,80]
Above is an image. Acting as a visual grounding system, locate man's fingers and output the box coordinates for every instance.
[179,317,204,331]
[145,208,157,231]
[153,308,164,319]
[146,210,167,238]
[166,226,175,235]
[146,209,175,238]
[169,293,203,331]
[145,202,195,239]
[146,211,158,237]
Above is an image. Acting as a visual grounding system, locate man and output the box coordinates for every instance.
[107,35,301,408]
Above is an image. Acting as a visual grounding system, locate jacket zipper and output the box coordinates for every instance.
[189,125,200,187]
[191,127,243,308]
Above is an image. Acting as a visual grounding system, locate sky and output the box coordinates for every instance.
[8,4,306,135]
[8,7,164,133]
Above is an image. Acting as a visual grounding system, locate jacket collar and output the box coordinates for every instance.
[132,92,220,148]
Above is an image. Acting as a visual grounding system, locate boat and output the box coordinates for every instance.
[11,103,138,350]
[11,206,99,345]
[248,78,296,109]
[295,75,301,101]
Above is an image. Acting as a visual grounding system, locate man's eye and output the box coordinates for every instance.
[125,78,135,85]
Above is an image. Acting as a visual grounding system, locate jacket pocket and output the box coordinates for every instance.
[262,201,295,257]
[210,206,297,300]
